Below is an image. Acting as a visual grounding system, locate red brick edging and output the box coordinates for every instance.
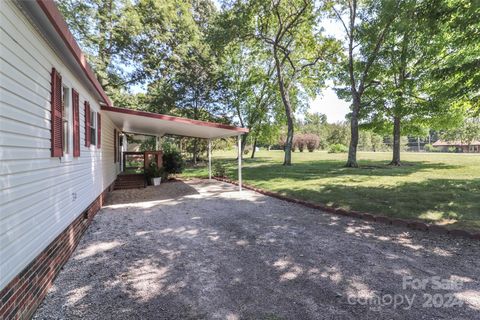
[212,177,480,241]
[0,183,115,320]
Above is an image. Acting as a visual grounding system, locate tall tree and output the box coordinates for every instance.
[360,0,443,165]
[360,0,477,165]
[429,0,480,113]
[57,0,208,104]
[175,44,223,163]
[330,0,399,167]
[56,0,135,93]
[218,41,280,157]
[160,0,228,163]
[251,0,339,165]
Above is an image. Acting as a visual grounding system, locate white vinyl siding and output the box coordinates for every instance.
[0,1,120,290]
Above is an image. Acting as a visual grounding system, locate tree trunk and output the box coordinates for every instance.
[273,49,294,166]
[251,136,257,158]
[346,97,360,167]
[390,116,401,166]
[235,100,246,158]
[284,115,294,165]
[240,133,249,158]
[192,138,198,165]
[192,97,199,165]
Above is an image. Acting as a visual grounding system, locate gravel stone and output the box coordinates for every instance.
[34,179,480,320]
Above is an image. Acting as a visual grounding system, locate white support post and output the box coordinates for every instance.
[238,134,242,192]
[208,138,212,181]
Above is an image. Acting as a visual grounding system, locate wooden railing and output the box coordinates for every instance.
[123,152,144,173]
[144,151,163,170]
[122,151,163,173]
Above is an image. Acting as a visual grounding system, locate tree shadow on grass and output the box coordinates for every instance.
[275,178,480,231]
[223,159,461,182]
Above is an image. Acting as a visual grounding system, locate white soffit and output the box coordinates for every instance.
[102,107,248,139]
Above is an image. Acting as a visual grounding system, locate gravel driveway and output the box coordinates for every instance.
[34,179,479,320]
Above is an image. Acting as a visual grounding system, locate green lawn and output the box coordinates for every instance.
[181,150,480,232]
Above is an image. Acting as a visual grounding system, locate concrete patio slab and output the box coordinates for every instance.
[34,179,479,319]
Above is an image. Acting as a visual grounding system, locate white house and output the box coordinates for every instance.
[0,1,247,319]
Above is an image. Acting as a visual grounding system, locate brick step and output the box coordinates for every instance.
[115,178,145,182]
[115,180,145,184]
[114,185,145,190]
[115,179,145,184]
[114,174,146,190]
[114,184,145,190]
[116,176,145,181]
[115,181,145,185]
[115,182,145,187]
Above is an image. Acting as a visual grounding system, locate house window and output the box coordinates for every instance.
[90,111,97,146]
[62,86,71,155]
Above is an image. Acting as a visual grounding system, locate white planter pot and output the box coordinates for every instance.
[151,177,162,186]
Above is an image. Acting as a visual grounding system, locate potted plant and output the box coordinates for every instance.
[146,161,164,186]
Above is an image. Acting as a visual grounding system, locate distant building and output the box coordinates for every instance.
[432,140,480,153]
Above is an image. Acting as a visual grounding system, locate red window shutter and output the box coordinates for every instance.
[118,132,121,163]
[97,113,101,148]
[85,102,90,147]
[114,129,117,162]
[50,68,63,157]
[72,89,80,157]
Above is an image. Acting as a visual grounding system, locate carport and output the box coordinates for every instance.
[102,106,248,191]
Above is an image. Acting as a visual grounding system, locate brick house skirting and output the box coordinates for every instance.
[0,183,115,320]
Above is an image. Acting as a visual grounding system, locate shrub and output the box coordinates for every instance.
[424,144,436,152]
[279,135,299,151]
[145,162,167,180]
[294,134,306,152]
[162,144,185,175]
[328,143,348,153]
[304,134,320,152]
[213,162,226,177]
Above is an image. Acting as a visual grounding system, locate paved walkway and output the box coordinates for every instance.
[35,180,479,319]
